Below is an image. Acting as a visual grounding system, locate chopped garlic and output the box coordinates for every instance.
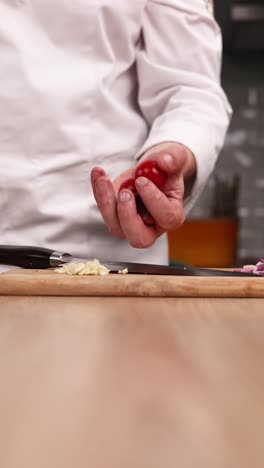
[118,268,128,274]
[55,259,110,276]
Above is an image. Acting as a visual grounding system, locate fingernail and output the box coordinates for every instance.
[162,153,174,168]
[135,177,148,188]
[96,180,108,194]
[119,190,132,202]
[92,169,104,180]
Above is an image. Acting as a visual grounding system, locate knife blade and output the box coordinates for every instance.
[0,244,260,277]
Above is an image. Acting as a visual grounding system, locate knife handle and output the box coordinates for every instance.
[0,245,55,269]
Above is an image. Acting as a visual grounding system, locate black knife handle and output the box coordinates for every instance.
[0,245,54,269]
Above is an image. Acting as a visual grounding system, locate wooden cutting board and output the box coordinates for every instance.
[0,269,264,297]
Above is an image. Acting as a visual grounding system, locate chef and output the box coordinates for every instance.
[0,0,231,265]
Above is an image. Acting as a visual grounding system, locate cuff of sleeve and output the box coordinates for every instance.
[135,122,219,214]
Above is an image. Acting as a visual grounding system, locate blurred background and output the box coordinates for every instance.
[169,0,264,268]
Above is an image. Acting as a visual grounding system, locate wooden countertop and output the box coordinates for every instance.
[0,294,264,467]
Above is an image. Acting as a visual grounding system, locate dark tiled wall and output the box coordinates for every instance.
[189,54,264,266]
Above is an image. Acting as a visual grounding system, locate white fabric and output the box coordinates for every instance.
[0,0,231,265]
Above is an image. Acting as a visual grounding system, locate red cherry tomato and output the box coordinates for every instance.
[135,160,167,190]
[119,177,137,194]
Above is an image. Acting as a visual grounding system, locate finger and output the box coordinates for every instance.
[94,176,125,239]
[156,151,186,176]
[136,151,185,197]
[141,143,191,178]
[113,168,136,197]
[135,177,185,231]
[118,189,162,248]
[91,166,106,184]
[135,194,155,226]
[91,167,106,196]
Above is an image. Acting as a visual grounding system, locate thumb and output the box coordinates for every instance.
[141,142,196,179]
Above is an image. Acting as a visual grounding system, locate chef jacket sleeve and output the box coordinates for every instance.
[135,0,232,212]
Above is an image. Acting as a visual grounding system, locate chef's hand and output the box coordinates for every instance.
[91,142,196,248]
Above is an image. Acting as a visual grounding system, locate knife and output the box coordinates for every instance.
[0,245,259,277]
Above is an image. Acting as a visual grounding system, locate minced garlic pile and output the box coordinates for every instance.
[118,268,128,274]
[55,259,128,276]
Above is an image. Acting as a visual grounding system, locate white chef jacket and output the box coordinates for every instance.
[0,0,231,265]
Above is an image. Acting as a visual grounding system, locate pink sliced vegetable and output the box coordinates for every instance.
[239,258,264,276]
